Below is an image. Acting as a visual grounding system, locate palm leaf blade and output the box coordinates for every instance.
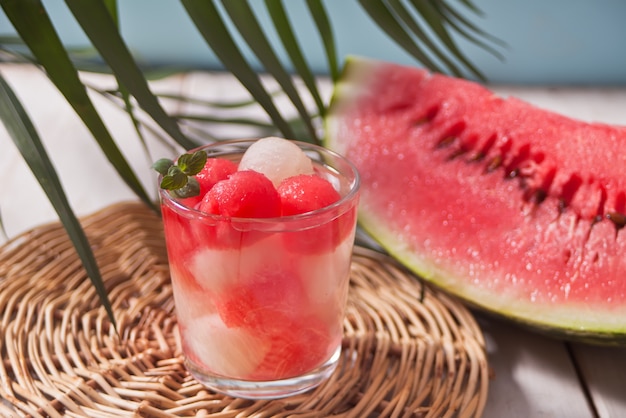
[386,0,466,78]
[64,0,198,151]
[219,0,318,142]
[408,0,489,78]
[1,0,155,210]
[0,73,117,330]
[436,0,507,60]
[305,0,339,82]
[265,0,326,119]
[357,0,446,74]
[181,0,296,140]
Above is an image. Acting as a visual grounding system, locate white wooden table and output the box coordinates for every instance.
[1,63,626,417]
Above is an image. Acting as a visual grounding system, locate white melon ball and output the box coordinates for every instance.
[185,314,269,378]
[239,137,314,186]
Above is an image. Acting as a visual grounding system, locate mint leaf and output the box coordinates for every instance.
[151,158,174,175]
[178,150,207,176]
[172,177,200,198]
[153,151,207,198]
[160,166,188,190]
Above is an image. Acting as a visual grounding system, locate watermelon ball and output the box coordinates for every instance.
[199,170,281,218]
[182,314,269,379]
[278,174,341,215]
[214,263,308,330]
[178,158,237,209]
[238,137,314,187]
[196,158,238,194]
[278,174,355,254]
[249,315,334,381]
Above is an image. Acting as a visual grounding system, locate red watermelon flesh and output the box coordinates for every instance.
[325,56,626,341]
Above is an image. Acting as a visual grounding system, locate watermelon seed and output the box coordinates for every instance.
[447,147,467,161]
[503,144,531,180]
[411,116,430,126]
[596,187,608,220]
[467,151,486,162]
[486,155,502,172]
[592,214,604,225]
[436,121,466,150]
[539,168,557,202]
[606,212,626,229]
[534,189,547,204]
[436,136,456,148]
[480,133,498,155]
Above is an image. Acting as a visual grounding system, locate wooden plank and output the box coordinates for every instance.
[571,344,626,418]
[478,315,594,417]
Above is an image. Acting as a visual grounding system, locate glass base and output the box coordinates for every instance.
[185,345,341,400]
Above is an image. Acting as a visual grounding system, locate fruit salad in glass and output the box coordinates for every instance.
[155,137,360,399]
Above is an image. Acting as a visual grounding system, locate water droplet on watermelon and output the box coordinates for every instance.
[239,137,314,187]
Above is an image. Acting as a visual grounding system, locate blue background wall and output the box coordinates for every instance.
[2,0,625,85]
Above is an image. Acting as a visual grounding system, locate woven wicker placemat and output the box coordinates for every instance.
[0,202,488,417]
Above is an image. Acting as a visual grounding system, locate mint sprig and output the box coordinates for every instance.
[152,150,208,198]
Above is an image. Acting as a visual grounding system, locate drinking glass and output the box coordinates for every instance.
[160,139,360,399]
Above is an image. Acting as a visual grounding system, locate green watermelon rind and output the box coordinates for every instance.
[358,212,626,345]
[324,56,626,344]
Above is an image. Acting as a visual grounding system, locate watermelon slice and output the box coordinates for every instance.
[325,56,626,342]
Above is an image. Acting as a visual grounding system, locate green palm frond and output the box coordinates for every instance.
[1,0,155,209]
[305,0,340,82]
[433,0,506,62]
[180,0,299,141]
[219,0,318,142]
[64,0,198,151]
[266,0,327,117]
[0,72,117,331]
[0,0,502,318]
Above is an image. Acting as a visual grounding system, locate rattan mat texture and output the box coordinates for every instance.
[0,202,489,417]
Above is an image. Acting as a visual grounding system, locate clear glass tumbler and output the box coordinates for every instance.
[159,139,360,399]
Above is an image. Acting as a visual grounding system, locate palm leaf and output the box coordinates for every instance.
[434,0,506,61]
[0,0,155,210]
[408,0,480,71]
[180,0,297,140]
[357,0,447,74]
[265,0,326,118]
[305,0,339,82]
[99,0,155,176]
[155,92,265,109]
[64,0,198,151]
[357,0,502,79]
[0,72,117,330]
[386,0,468,78]
[219,0,319,143]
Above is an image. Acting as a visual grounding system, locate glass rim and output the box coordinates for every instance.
[158,138,361,224]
